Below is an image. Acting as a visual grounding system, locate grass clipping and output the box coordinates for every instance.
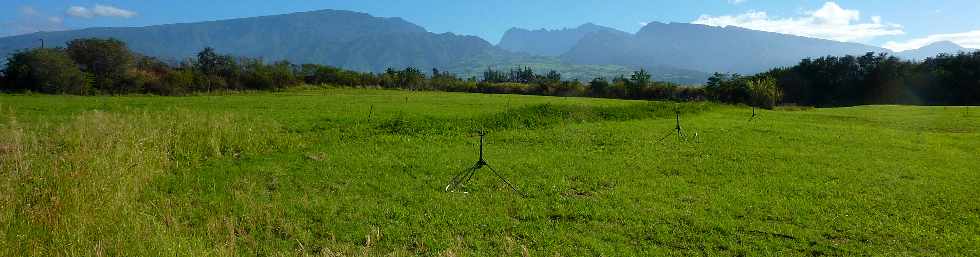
[0,109,297,256]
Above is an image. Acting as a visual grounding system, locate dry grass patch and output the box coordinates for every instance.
[0,109,298,256]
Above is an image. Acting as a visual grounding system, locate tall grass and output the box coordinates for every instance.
[2,90,976,256]
[0,109,299,256]
[0,100,712,256]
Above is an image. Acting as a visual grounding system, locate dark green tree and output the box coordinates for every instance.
[269,61,299,89]
[194,47,240,91]
[544,70,562,82]
[624,69,651,98]
[589,77,610,96]
[196,47,220,75]
[2,48,89,94]
[482,67,507,83]
[65,38,133,92]
[630,69,651,87]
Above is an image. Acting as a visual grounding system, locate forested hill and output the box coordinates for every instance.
[0,9,501,72]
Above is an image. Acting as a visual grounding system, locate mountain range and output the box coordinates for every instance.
[503,22,974,75]
[0,10,500,72]
[498,23,630,57]
[562,22,891,74]
[0,9,974,84]
[894,41,974,60]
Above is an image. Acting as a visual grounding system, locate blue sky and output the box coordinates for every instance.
[2,0,979,51]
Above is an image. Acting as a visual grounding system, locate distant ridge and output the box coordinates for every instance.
[896,41,974,60]
[0,9,502,72]
[3,10,957,84]
[497,23,630,57]
[561,22,889,74]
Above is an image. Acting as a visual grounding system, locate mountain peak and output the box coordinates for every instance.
[498,23,628,57]
[897,40,972,60]
[641,21,668,26]
[578,23,602,29]
[922,40,964,49]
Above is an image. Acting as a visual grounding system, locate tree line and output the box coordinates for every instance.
[3,37,978,108]
[710,52,980,107]
[1,39,303,95]
[0,38,710,102]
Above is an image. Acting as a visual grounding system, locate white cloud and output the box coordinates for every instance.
[66,4,137,18]
[692,2,904,43]
[93,5,137,18]
[883,30,980,52]
[639,21,649,26]
[20,6,39,16]
[729,0,747,4]
[66,6,92,18]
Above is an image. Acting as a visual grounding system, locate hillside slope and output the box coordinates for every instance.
[0,9,501,72]
[563,22,890,74]
[896,41,974,60]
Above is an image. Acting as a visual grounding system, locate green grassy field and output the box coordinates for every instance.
[1,88,978,256]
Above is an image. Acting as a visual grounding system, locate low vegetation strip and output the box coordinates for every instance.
[366,102,712,136]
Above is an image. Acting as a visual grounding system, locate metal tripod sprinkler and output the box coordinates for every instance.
[444,131,525,197]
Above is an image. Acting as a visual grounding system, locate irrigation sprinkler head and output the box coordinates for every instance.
[656,108,688,144]
[444,131,525,197]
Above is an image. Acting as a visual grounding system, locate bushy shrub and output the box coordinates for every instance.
[154,69,194,95]
[747,76,782,109]
[2,48,90,94]
[116,70,154,94]
[66,38,133,93]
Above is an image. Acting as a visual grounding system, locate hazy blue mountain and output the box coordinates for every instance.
[896,41,974,60]
[562,22,890,74]
[0,9,501,72]
[497,23,630,57]
[3,11,885,84]
[0,11,708,84]
[445,54,711,85]
[492,23,709,83]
